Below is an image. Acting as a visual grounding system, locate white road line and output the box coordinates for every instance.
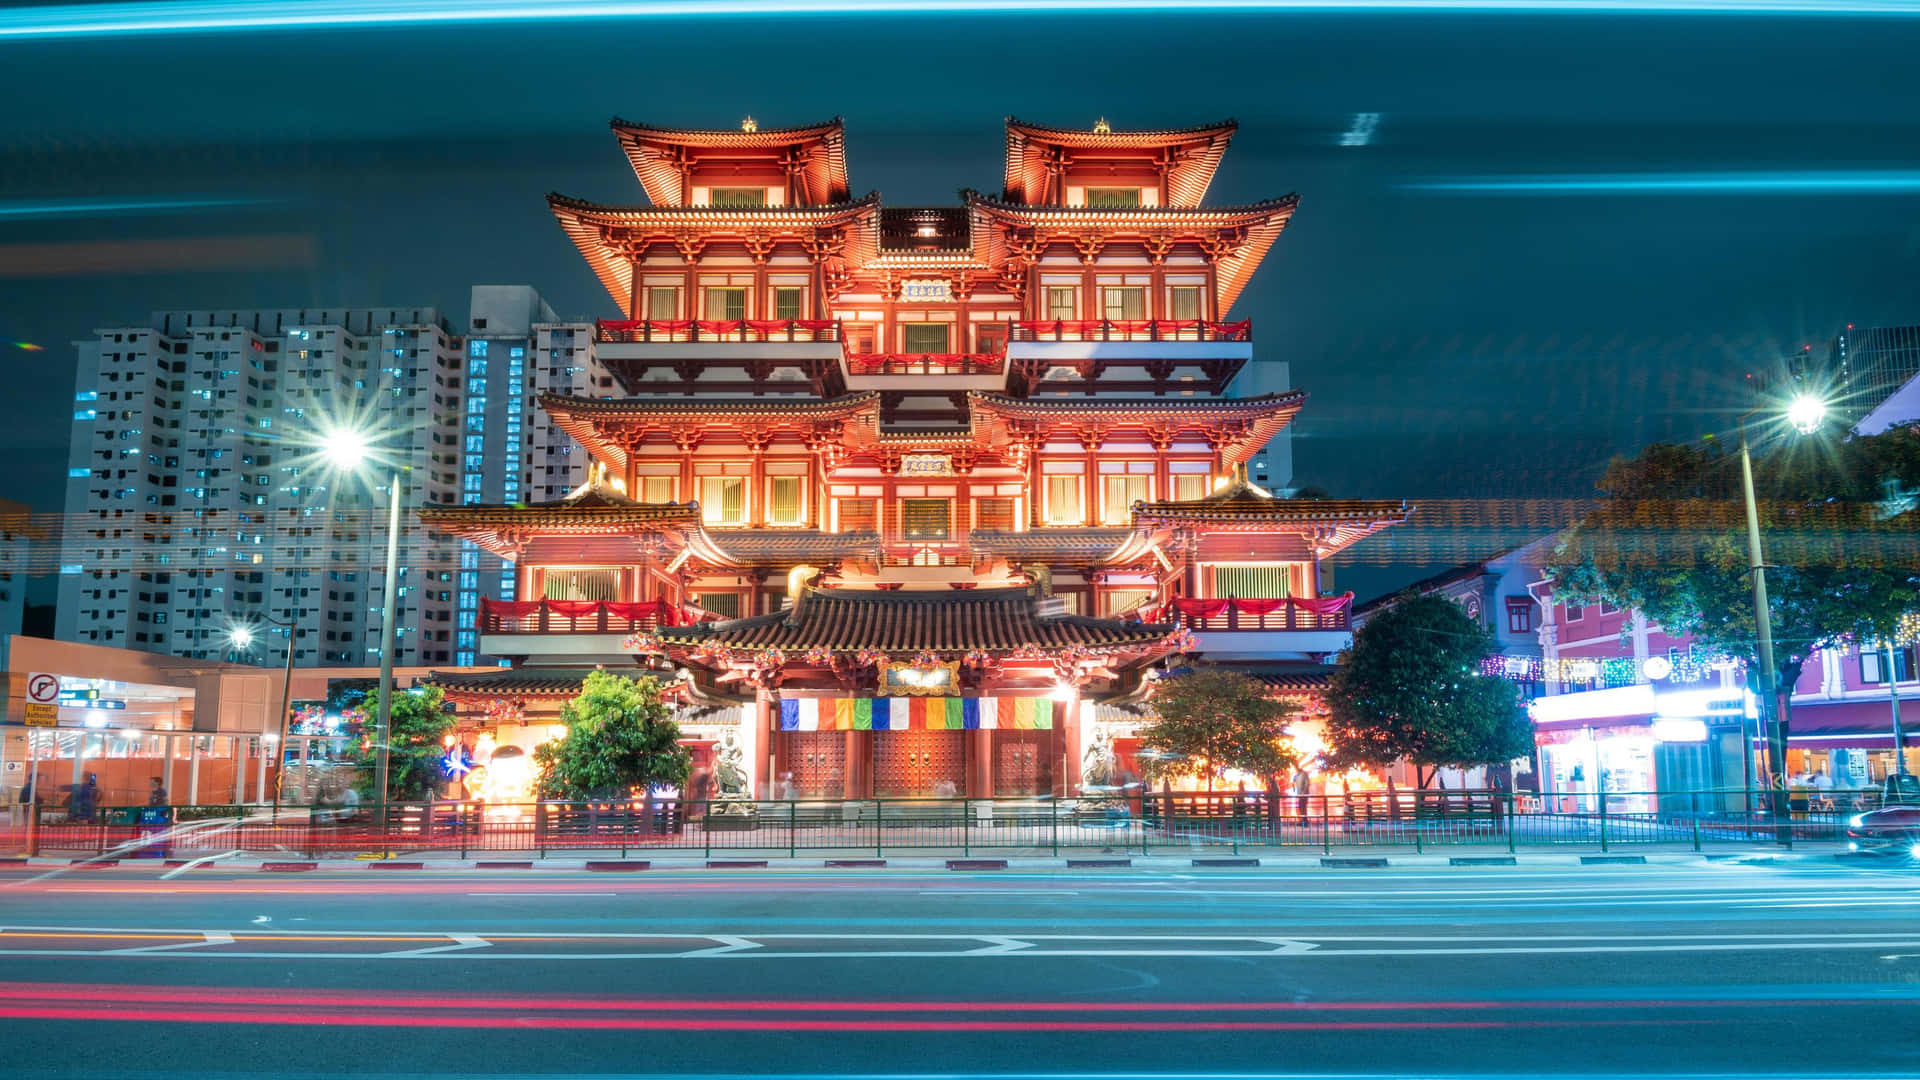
[677,935,763,957]
[966,936,1037,955]
[384,933,492,957]
[106,930,235,955]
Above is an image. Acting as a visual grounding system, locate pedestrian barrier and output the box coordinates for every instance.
[7,786,1882,859]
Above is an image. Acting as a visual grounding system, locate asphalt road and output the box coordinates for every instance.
[0,856,1917,1079]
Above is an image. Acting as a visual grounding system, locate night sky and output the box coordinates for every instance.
[4,7,1919,599]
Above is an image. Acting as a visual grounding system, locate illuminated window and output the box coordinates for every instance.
[702,288,747,321]
[694,592,741,618]
[1102,474,1151,524]
[1045,287,1078,320]
[1102,287,1146,322]
[1171,473,1210,501]
[700,477,746,525]
[837,498,878,533]
[638,476,675,503]
[645,286,680,321]
[1045,476,1083,525]
[1169,286,1203,321]
[901,498,950,540]
[1103,587,1155,617]
[973,496,1015,531]
[1084,187,1142,208]
[902,323,950,354]
[772,287,804,321]
[767,476,804,526]
[708,187,767,208]
[1212,566,1291,599]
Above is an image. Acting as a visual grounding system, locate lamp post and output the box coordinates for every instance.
[1886,637,1910,778]
[227,616,298,816]
[320,427,404,823]
[1736,392,1826,839]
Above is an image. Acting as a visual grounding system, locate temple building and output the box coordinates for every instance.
[418,115,1411,799]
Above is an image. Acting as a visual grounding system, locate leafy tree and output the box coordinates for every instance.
[1545,429,1920,780]
[350,685,456,801]
[1137,667,1299,788]
[535,670,690,800]
[1325,594,1532,786]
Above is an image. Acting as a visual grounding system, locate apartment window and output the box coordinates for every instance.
[901,498,951,540]
[1102,286,1147,322]
[700,476,746,525]
[1045,287,1078,321]
[1563,603,1584,622]
[1102,474,1152,524]
[638,476,675,503]
[772,287,804,321]
[1084,187,1142,208]
[767,476,804,526]
[708,187,767,208]
[1045,475,1084,525]
[1506,596,1536,635]
[1212,566,1291,599]
[902,323,950,354]
[702,288,747,321]
[1169,286,1204,321]
[1863,645,1916,685]
[645,286,680,321]
[1170,473,1211,501]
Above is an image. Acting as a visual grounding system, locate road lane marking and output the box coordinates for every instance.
[384,933,491,957]
[106,931,235,955]
[161,851,239,879]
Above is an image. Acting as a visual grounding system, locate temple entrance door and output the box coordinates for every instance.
[786,732,846,798]
[873,731,964,796]
[994,732,1053,796]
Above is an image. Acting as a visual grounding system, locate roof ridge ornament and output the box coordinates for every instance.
[1093,117,1112,134]
[741,115,758,133]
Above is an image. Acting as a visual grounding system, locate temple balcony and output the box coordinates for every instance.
[594,320,848,397]
[1150,595,1354,661]
[478,598,699,665]
[1004,320,1252,396]
[842,352,1006,393]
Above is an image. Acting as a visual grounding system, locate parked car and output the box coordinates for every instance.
[1845,775,1920,856]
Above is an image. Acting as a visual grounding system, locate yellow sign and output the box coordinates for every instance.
[23,703,57,727]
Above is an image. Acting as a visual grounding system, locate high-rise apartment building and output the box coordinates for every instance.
[1828,323,1920,423]
[56,287,607,670]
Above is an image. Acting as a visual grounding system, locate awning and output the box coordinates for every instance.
[1784,700,1913,747]
[779,696,1053,731]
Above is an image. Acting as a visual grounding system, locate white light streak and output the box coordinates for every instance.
[1339,112,1380,146]
[6,0,1920,41]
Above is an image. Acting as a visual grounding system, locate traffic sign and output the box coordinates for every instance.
[25,672,59,705]
[23,703,57,727]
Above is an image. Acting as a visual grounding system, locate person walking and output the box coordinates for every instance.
[147,776,168,807]
[69,773,98,824]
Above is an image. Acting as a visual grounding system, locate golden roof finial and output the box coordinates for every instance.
[1092,117,1111,134]
[740,115,758,133]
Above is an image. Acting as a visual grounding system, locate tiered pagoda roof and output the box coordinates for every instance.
[1002,117,1239,206]
[655,585,1173,656]
[539,393,883,473]
[610,116,851,207]
[968,528,1159,570]
[1131,468,1413,553]
[969,391,1304,464]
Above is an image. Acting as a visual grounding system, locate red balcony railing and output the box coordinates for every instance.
[845,353,1006,376]
[480,598,705,634]
[1010,319,1252,343]
[596,319,842,343]
[1145,594,1353,632]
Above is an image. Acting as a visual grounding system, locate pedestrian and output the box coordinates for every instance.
[147,776,168,807]
[70,773,98,824]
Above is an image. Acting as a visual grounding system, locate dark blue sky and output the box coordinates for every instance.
[4,8,1919,595]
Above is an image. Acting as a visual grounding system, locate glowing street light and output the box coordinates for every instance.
[1737,390,1827,837]
[320,425,372,470]
[1786,393,1828,436]
[226,626,255,650]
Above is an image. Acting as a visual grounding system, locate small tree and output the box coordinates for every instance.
[1137,667,1299,789]
[1326,594,1532,787]
[535,670,690,800]
[351,685,456,801]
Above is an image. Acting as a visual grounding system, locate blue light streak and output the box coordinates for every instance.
[1405,170,1920,195]
[0,197,274,219]
[5,0,1920,41]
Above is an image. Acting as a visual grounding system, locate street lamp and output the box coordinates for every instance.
[319,423,405,820]
[1736,391,1826,838]
[228,615,298,816]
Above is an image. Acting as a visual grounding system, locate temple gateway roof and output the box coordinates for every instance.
[656,586,1174,656]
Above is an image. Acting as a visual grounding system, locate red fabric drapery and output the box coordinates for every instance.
[1233,597,1288,616]
[1206,320,1253,341]
[694,319,743,335]
[1172,597,1231,618]
[1168,594,1353,619]
[480,598,543,618]
[542,600,602,618]
[1290,593,1354,615]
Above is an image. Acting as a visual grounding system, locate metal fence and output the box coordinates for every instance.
[4,787,1894,860]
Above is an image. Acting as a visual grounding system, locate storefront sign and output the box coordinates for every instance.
[1650,718,1709,743]
[901,279,952,303]
[899,453,951,477]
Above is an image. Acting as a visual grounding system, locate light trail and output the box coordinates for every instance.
[0,197,273,220]
[5,0,1920,42]
[1406,171,1920,195]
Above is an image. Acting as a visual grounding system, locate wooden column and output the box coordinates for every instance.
[968,729,993,798]
[846,728,868,799]
[627,255,642,318]
[762,690,783,800]
[1059,691,1082,797]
